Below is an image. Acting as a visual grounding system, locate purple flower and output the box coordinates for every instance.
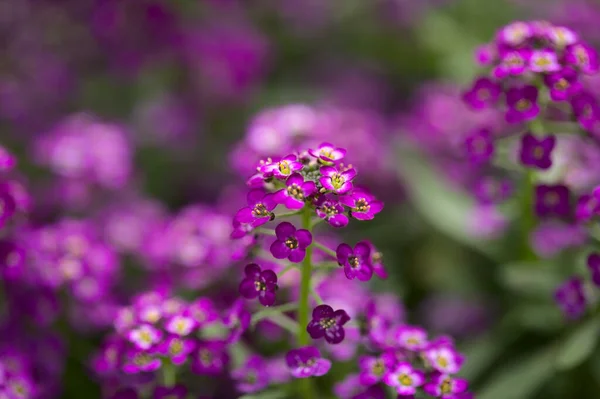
[165,315,196,336]
[358,351,397,386]
[153,385,187,399]
[587,253,600,287]
[185,297,220,327]
[157,336,195,365]
[239,263,278,307]
[497,21,532,47]
[425,345,465,374]
[0,240,25,280]
[544,68,581,102]
[367,242,388,279]
[352,385,386,399]
[0,186,16,228]
[308,142,347,164]
[191,341,229,375]
[473,176,513,205]
[307,304,350,344]
[535,185,570,218]
[232,355,270,394]
[464,128,494,164]
[315,195,349,227]
[571,91,599,131]
[0,145,16,172]
[336,242,373,281]
[462,77,501,110]
[319,166,356,194]
[494,50,530,79]
[424,373,469,398]
[234,189,276,228]
[549,26,578,48]
[285,346,331,378]
[261,154,303,179]
[565,43,599,75]
[576,189,600,222]
[395,325,428,351]
[122,349,162,374]
[223,299,251,344]
[383,362,424,396]
[269,222,312,263]
[554,277,586,319]
[340,190,384,221]
[505,85,540,124]
[519,133,556,170]
[127,324,162,350]
[274,173,316,210]
[529,49,560,72]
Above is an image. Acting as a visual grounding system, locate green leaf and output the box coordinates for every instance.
[460,332,516,381]
[478,346,556,399]
[500,262,562,297]
[512,303,563,332]
[555,318,600,370]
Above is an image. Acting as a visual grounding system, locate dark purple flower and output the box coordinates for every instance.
[383,362,424,396]
[493,50,530,79]
[462,77,501,110]
[0,240,25,280]
[111,388,138,399]
[505,85,540,124]
[473,176,513,205]
[261,154,303,179]
[358,351,397,386]
[307,304,350,344]
[529,49,560,73]
[239,263,278,307]
[575,188,600,222]
[319,166,356,194]
[336,242,373,281]
[0,186,16,228]
[565,43,599,75]
[315,195,349,227]
[367,242,388,279]
[571,91,599,131]
[519,133,556,170]
[587,253,600,287]
[191,340,229,375]
[234,189,276,228]
[153,385,187,399]
[223,299,251,344]
[464,128,494,164]
[554,277,586,319]
[0,145,15,172]
[308,142,347,164]
[352,385,386,399]
[185,297,220,327]
[232,355,270,394]
[122,349,162,374]
[285,346,331,378]
[424,373,469,398]
[269,222,312,263]
[157,336,195,365]
[274,173,317,210]
[340,190,384,221]
[544,68,581,102]
[535,184,570,218]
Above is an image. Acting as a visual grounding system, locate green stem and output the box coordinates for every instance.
[250,303,299,327]
[520,170,537,261]
[313,241,337,259]
[255,228,276,236]
[277,264,296,277]
[297,207,315,398]
[162,362,176,387]
[275,210,302,218]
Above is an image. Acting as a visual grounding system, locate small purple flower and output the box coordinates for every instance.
[234,189,277,228]
[554,277,586,319]
[223,299,251,344]
[0,240,26,280]
[352,385,386,399]
[529,49,560,73]
[340,190,383,221]
[153,385,187,399]
[307,304,350,344]
[315,195,349,227]
[165,315,196,336]
[191,341,229,375]
[519,133,556,170]
[395,325,428,351]
[425,345,465,374]
[127,324,162,350]
[565,43,599,75]
[586,253,600,287]
[319,166,356,194]
[239,263,278,307]
[505,85,540,124]
[157,336,195,365]
[544,68,581,102]
[0,145,16,172]
[269,222,312,263]
[336,242,373,281]
[494,50,530,79]
[497,21,532,47]
[424,373,469,398]
[186,297,220,327]
[462,77,501,110]
[549,26,578,48]
[285,346,331,378]
[262,154,303,179]
[367,242,388,279]
[274,173,316,210]
[308,142,347,164]
[576,189,600,222]
[122,349,162,374]
[464,128,494,164]
[535,185,570,218]
[383,362,424,396]
[0,186,16,228]
[473,176,513,205]
[358,351,397,386]
[232,355,270,394]
[571,91,599,131]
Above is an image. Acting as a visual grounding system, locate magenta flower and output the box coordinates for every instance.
[127,324,162,350]
[319,166,356,194]
[587,253,600,287]
[473,176,513,205]
[519,133,556,170]
[336,242,373,281]
[191,341,229,375]
[0,145,16,172]
[232,355,270,394]
[261,154,303,179]
[462,77,501,110]
[157,336,195,365]
[234,189,277,228]
[383,362,424,396]
[425,345,465,374]
[0,187,16,229]
[315,195,349,227]
[153,385,187,399]
[239,263,278,306]
[308,142,347,164]
[367,242,388,279]
[358,351,397,386]
[565,43,599,74]
[223,299,251,344]
[340,190,383,221]
[494,50,530,79]
[424,373,469,398]
[505,85,539,124]
[497,21,532,47]
[307,304,350,344]
[529,49,560,73]
[395,325,428,351]
[571,91,599,131]
[535,185,570,218]
[185,297,220,327]
[544,68,581,102]
[554,277,586,319]
[576,190,600,221]
[0,240,25,280]
[269,222,312,263]
[464,128,494,164]
[165,315,196,336]
[549,26,578,48]
[285,346,331,378]
[122,349,162,374]
[274,173,316,210]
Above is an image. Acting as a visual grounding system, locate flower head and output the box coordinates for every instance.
[529,49,560,73]
[191,341,229,375]
[165,315,196,336]
[157,336,195,365]
[424,373,469,398]
[535,184,570,218]
[519,133,556,170]
[285,346,331,378]
[425,344,465,374]
[315,195,349,227]
[319,166,356,194]
[395,325,428,351]
[269,222,312,263]
[308,142,347,164]
[554,277,586,319]
[565,43,599,75]
[274,173,316,210]
[262,154,303,179]
[127,324,162,350]
[239,263,278,306]
[494,50,530,79]
[232,355,270,394]
[383,362,424,396]
[544,68,581,102]
[464,128,494,164]
[462,77,501,110]
[505,85,540,123]
[234,189,276,228]
[307,304,350,344]
[358,351,397,386]
[336,242,373,281]
[122,349,162,374]
[340,190,383,221]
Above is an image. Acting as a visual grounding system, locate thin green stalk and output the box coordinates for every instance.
[162,362,176,387]
[313,241,337,259]
[250,303,299,327]
[255,227,276,236]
